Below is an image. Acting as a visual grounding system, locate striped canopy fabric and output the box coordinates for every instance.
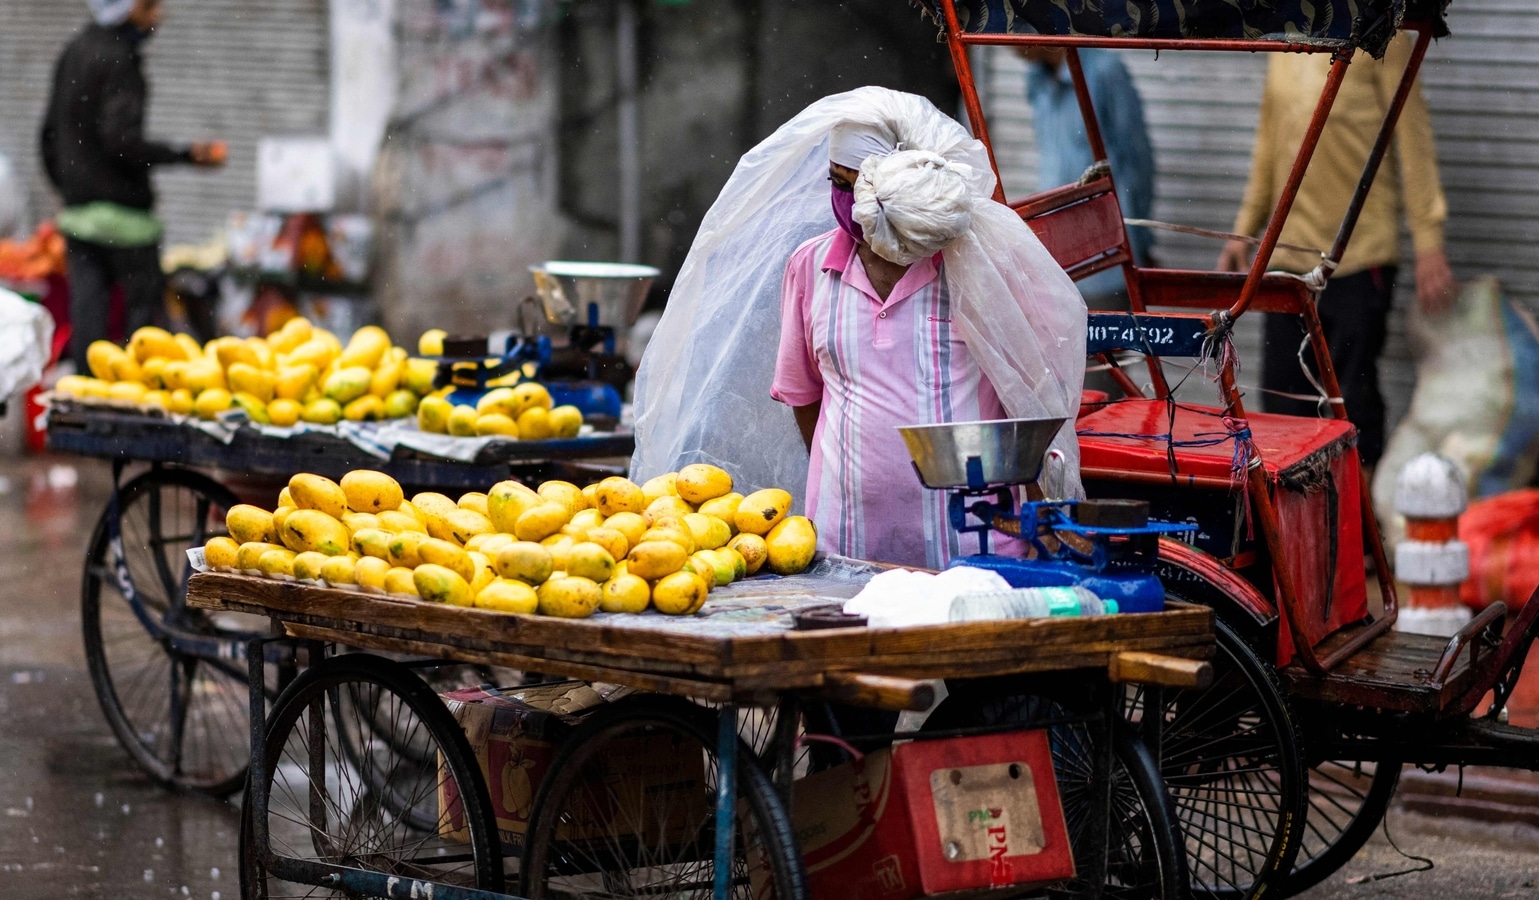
[923,0,1448,57]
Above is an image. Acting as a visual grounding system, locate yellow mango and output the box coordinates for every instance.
[510,381,553,416]
[351,527,393,560]
[384,566,419,597]
[541,535,576,572]
[289,473,348,519]
[536,576,601,618]
[698,492,743,528]
[603,512,648,548]
[283,338,333,371]
[487,480,544,533]
[341,512,382,534]
[413,564,472,606]
[676,464,733,505]
[626,540,688,580]
[652,571,709,616]
[203,536,240,570]
[292,551,330,582]
[323,366,373,405]
[128,326,185,362]
[272,505,296,534]
[417,395,453,433]
[640,473,678,504]
[600,573,651,614]
[515,406,552,441]
[194,388,233,421]
[257,548,297,579]
[341,470,404,514]
[418,329,447,357]
[343,394,385,422]
[245,337,276,370]
[226,505,277,544]
[548,405,583,439]
[280,509,352,556]
[475,413,519,438]
[595,477,647,517]
[268,316,314,354]
[319,554,359,586]
[237,542,287,571]
[645,495,696,524]
[734,488,792,536]
[230,392,270,424]
[445,508,495,545]
[456,492,489,517]
[397,499,427,526]
[447,404,479,437]
[538,481,588,515]
[387,530,427,568]
[727,533,768,576]
[108,381,148,404]
[565,542,616,583]
[584,526,629,562]
[495,541,554,584]
[569,508,605,531]
[370,357,403,397]
[418,537,475,583]
[267,398,302,428]
[338,325,391,370]
[467,550,496,596]
[765,515,817,575]
[475,578,539,614]
[403,358,438,395]
[376,510,424,534]
[467,532,515,557]
[355,556,391,592]
[515,503,570,542]
[475,387,518,417]
[86,341,125,381]
[683,513,731,551]
[300,397,343,425]
[172,333,204,361]
[383,389,419,419]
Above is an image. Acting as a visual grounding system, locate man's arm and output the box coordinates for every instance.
[1382,34,1456,313]
[792,403,821,452]
[1098,58,1156,263]
[97,58,190,168]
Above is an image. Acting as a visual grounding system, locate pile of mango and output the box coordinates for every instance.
[54,320,439,425]
[201,464,817,619]
[416,383,583,441]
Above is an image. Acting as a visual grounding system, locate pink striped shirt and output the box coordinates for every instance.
[772,228,1012,569]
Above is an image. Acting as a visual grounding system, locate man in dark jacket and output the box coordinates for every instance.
[40,0,224,372]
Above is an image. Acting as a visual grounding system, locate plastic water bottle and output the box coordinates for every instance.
[948,586,1118,622]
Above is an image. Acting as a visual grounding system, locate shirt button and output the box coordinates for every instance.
[878,311,887,318]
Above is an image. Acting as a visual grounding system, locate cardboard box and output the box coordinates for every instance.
[764,731,1074,900]
[437,682,706,852]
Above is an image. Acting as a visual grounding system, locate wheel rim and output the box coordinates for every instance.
[526,710,796,899]
[255,673,491,897]
[84,474,254,792]
[1126,621,1304,899]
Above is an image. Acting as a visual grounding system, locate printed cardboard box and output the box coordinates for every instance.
[437,682,706,851]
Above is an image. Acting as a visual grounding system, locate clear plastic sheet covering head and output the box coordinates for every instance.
[630,86,1086,506]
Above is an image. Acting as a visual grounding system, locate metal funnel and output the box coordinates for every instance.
[897,417,1067,489]
[529,261,660,328]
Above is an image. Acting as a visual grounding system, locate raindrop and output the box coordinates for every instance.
[181,887,190,896]
[210,867,219,880]
[155,837,164,848]
[144,869,154,882]
[212,892,221,900]
[94,793,104,807]
[122,804,132,815]
[24,797,33,811]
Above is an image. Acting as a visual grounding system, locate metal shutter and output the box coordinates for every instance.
[0,0,329,246]
[978,8,1539,428]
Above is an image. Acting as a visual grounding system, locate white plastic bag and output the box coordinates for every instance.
[0,288,54,403]
[630,86,1085,500]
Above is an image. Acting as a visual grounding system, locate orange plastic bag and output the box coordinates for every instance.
[1460,489,1539,612]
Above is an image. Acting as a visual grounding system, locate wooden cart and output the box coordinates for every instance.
[187,561,1214,899]
[47,402,631,797]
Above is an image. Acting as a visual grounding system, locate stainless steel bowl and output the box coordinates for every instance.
[897,417,1067,488]
[529,261,661,328]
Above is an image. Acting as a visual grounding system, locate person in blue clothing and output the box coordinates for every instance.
[1023,46,1156,309]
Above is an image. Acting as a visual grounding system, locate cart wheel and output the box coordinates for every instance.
[923,691,1186,899]
[81,467,261,796]
[1125,616,1307,900]
[241,653,504,898]
[1285,759,1400,894]
[521,694,808,899]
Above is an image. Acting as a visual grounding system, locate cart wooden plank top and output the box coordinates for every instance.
[188,557,1213,704]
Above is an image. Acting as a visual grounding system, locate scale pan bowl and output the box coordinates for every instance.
[897,417,1067,488]
[530,261,660,327]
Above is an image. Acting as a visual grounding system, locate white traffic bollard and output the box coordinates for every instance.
[1393,453,1471,636]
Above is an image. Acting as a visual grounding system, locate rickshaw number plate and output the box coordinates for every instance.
[1085,313,1208,357]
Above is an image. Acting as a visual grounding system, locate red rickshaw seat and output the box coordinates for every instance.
[1076,399,1357,482]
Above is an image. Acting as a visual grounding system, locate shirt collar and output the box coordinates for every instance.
[822,228,942,280]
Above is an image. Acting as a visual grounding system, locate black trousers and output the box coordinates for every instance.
[66,238,165,374]
[1260,266,1394,467]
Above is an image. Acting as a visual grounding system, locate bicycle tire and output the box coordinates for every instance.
[81,467,253,796]
[1285,759,1399,894]
[521,694,807,899]
[241,652,504,898]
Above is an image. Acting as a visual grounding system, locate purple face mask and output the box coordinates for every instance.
[831,183,863,244]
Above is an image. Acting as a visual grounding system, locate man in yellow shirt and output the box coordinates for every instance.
[1218,33,1456,469]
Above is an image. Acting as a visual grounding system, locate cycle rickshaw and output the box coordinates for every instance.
[925,0,1539,896]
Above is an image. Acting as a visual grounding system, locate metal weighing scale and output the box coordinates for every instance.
[425,261,660,429]
[899,417,1189,613]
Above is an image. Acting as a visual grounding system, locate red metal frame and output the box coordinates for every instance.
[936,1,1445,678]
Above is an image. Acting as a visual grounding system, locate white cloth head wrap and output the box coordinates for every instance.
[829,122,895,170]
[631,86,1086,503]
[87,0,137,26]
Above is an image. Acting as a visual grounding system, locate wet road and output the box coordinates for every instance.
[1,453,1538,899]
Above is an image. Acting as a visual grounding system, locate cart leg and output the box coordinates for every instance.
[772,696,800,806]
[715,704,738,900]
[245,636,271,898]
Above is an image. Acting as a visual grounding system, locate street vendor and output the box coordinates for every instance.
[632,87,1086,570]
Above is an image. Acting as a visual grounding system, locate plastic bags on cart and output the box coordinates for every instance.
[1459,489,1539,614]
[630,86,1086,501]
[0,288,54,404]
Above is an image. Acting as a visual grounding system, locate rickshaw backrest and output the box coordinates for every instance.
[1014,176,1130,281]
